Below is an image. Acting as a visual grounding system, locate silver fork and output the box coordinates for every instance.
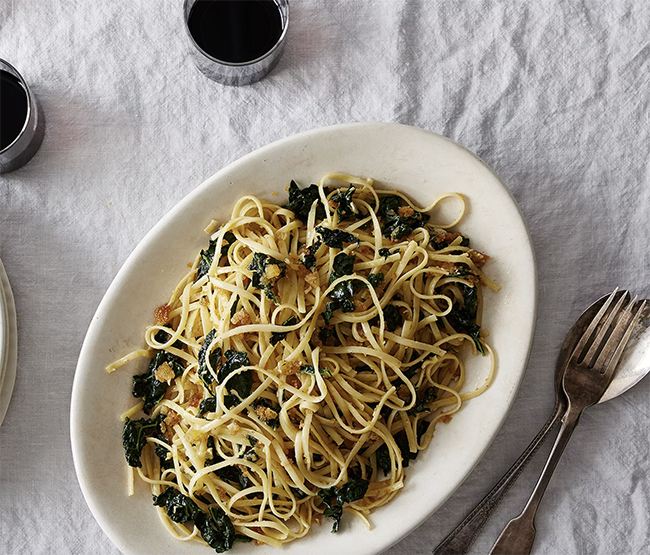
[489,293,648,555]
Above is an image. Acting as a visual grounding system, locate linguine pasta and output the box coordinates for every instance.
[110,174,499,552]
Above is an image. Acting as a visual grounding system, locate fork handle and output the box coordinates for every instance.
[432,401,566,555]
[488,406,582,555]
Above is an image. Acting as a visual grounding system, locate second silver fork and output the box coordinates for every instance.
[488,293,647,555]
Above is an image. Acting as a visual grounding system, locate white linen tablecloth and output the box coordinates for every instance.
[2,1,650,553]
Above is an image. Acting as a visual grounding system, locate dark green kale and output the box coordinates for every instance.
[270,315,297,346]
[198,329,221,387]
[318,479,369,533]
[376,422,430,475]
[369,304,403,332]
[446,283,485,355]
[250,398,280,429]
[322,301,338,325]
[229,296,239,319]
[321,253,357,324]
[330,186,359,220]
[301,364,332,378]
[248,252,286,302]
[196,232,237,282]
[242,447,260,463]
[383,304,403,332]
[132,349,184,414]
[367,272,384,287]
[122,414,164,468]
[153,487,236,553]
[299,240,322,270]
[206,436,252,490]
[199,396,217,416]
[315,226,359,249]
[375,443,392,475]
[430,230,470,251]
[291,486,309,500]
[447,265,480,281]
[407,386,438,416]
[284,180,329,223]
[316,326,340,346]
[218,350,252,400]
[378,247,391,259]
[329,252,356,285]
[377,195,430,240]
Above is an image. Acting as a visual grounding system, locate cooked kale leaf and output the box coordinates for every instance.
[196,231,236,282]
[367,272,384,287]
[378,247,391,259]
[376,421,430,475]
[198,329,221,387]
[270,315,297,346]
[301,364,332,378]
[132,349,184,414]
[329,252,356,285]
[407,386,438,416]
[206,436,252,490]
[199,396,216,416]
[430,231,470,251]
[299,240,322,270]
[284,180,329,223]
[377,195,430,240]
[369,304,403,332]
[248,252,286,302]
[153,487,236,553]
[330,186,359,220]
[375,442,392,475]
[318,479,369,533]
[329,281,355,304]
[446,283,485,354]
[218,350,252,400]
[315,226,359,249]
[122,414,164,468]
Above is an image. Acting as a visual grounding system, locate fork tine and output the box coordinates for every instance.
[594,299,647,379]
[581,292,631,367]
[569,289,628,366]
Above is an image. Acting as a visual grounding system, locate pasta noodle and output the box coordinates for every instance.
[111,174,499,552]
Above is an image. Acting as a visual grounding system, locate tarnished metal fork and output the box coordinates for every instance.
[489,292,648,555]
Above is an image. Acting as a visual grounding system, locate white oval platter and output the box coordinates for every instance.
[71,123,536,555]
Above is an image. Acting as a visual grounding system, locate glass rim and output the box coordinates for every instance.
[182,0,290,68]
[0,58,33,155]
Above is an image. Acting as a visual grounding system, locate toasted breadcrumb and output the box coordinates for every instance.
[187,392,202,407]
[468,250,490,267]
[286,374,302,388]
[278,360,301,375]
[397,205,415,218]
[440,414,453,424]
[153,304,171,325]
[265,264,283,281]
[304,271,319,288]
[154,362,175,383]
[255,406,278,422]
[230,309,251,327]
[397,384,410,401]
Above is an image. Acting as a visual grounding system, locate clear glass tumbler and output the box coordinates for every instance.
[183,0,289,86]
[0,59,45,174]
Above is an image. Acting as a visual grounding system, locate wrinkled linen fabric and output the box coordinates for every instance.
[1,1,650,554]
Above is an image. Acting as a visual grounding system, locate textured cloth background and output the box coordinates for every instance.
[2,1,650,554]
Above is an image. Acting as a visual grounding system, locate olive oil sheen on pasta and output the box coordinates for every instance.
[187,0,284,64]
[0,70,28,151]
